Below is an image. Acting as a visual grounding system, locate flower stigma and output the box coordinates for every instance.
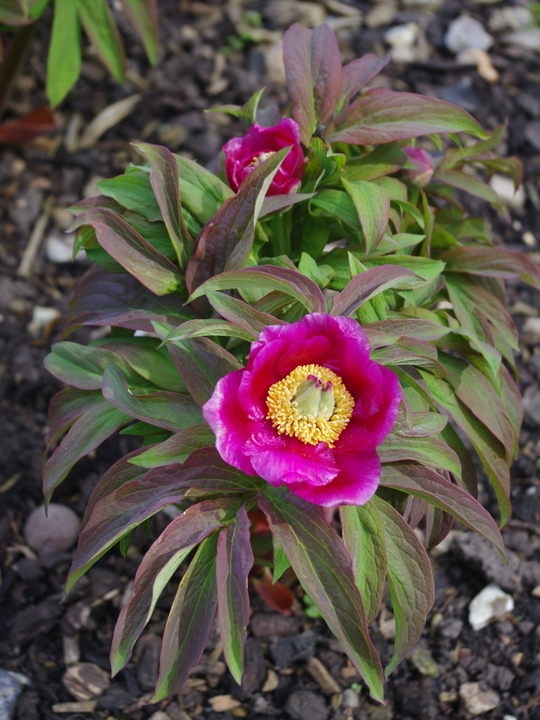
[266,364,355,447]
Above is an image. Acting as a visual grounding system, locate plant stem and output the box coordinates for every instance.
[0,22,36,120]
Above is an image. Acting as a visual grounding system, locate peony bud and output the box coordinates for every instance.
[403,147,435,187]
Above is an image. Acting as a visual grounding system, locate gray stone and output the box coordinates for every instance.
[0,670,29,720]
[525,121,540,152]
[502,29,540,53]
[452,532,521,592]
[445,16,493,54]
[285,690,329,720]
[459,682,500,716]
[489,7,533,32]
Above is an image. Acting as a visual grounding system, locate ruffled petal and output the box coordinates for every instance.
[287,450,381,507]
[202,369,257,475]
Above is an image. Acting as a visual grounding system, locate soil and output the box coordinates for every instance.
[2,1,540,719]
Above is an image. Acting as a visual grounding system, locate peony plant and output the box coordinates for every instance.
[43,23,535,703]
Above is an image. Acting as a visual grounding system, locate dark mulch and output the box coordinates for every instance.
[2,1,540,718]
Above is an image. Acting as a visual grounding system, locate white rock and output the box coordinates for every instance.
[365,1,397,30]
[489,7,533,32]
[445,16,494,54]
[342,688,360,708]
[46,233,84,263]
[460,682,499,716]
[27,306,61,339]
[502,28,540,53]
[384,22,418,48]
[523,317,540,336]
[469,584,514,631]
[24,504,81,555]
[489,174,526,210]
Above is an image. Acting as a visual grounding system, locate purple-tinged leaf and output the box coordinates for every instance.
[372,497,434,676]
[435,170,502,205]
[500,364,523,449]
[283,23,342,145]
[326,88,487,145]
[166,337,242,407]
[69,194,123,215]
[341,502,387,625]
[381,462,505,555]
[101,340,186,393]
[190,266,326,314]
[342,179,390,255]
[174,154,233,225]
[186,148,289,294]
[337,54,390,112]
[342,143,406,183]
[45,388,103,449]
[439,353,515,458]
[331,265,418,317]
[44,399,129,504]
[441,246,540,290]
[217,504,254,684]
[424,505,454,549]
[365,318,451,342]
[102,366,202,432]
[440,123,507,169]
[69,209,184,295]
[260,193,315,217]
[66,449,262,594]
[120,0,159,64]
[422,374,511,525]
[129,425,215,469]
[439,423,478,498]
[64,269,194,334]
[206,291,286,336]
[111,500,237,675]
[476,157,523,190]
[134,143,193,268]
[372,346,446,379]
[380,434,461,476]
[152,533,218,701]
[162,318,258,344]
[260,487,384,703]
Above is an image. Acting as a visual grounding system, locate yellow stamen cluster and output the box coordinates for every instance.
[266,364,355,447]
[247,150,276,168]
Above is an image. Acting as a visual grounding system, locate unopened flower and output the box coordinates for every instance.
[222,118,305,195]
[403,147,435,187]
[203,314,400,507]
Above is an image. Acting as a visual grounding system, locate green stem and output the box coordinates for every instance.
[0,22,36,120]
[268,211,291,257]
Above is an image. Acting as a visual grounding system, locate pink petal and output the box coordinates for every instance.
[287,451,381,507]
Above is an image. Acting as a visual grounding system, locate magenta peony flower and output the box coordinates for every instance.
[203,314,401,507]
[403,147,435,187]
[222,118,305,195]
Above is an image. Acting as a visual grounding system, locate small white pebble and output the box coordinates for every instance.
[523,231,537,247]
[469,584,514,631]
[490,174,526,210]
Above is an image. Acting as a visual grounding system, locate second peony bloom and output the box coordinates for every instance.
[203,314,401,507]
[222,118,305,195]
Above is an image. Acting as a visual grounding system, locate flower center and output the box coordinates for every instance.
[247,150,276,168]
[266,364,355,447]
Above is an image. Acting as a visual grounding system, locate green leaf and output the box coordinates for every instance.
[111,500,236,675]
[326,88,487,145]
[260,487,384,702]
[216,504,254,684]
[152,533,219,700]
[206,291,286,336]
[283,23,342,145]
[372,497,434,676]
[421,373,512,526]
[342,179,390,255]
[174,154,234,225]
[120,0,159,64]
[380,433,461,477]
[440,246,540,291]
[435,170,502,206]
[129,425,215,468]
[102,365,203,432]
[189,266,326,314]
[342,142,406,182]
[209,88,266,129]
[381,462,505,554]
[101,339,186,393]
[365,318,450,343]
[272,535,291,582]
[162,318,258,344]
[78,0,125,84]
[134,143,194,268]
[69,209,184,296]
[98,172,162,221]
[45,341,140,391]
[298,253,334,288]
[340,502,387,625]
[364,255,445,285]
[46,0,81,107]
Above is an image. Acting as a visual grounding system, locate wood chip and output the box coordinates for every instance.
[17,205,51,277]
[62,662,111,700]
[209,695,242,712]
[63,633,80,666]
[51,701,97,713]
[306,657,342,694]
[79,94,141,150]
[262,669,280,692]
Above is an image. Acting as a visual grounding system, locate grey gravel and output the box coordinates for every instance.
[445,16,493,53]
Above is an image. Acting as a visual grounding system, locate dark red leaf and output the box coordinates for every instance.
[0,105,56,144]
